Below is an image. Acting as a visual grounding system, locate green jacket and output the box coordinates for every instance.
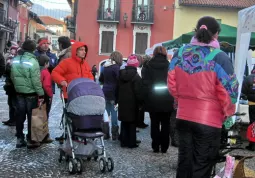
[11,52,44,96]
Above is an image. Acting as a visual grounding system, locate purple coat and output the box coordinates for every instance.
[99,61,120,102]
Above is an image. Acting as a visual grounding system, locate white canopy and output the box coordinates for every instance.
[235,5,255,109]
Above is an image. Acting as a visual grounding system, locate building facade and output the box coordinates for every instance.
[173,0,255,39]
[18,0,32,42]
[71,0,175,67]
[0,0,20,52]
[39,16,69,37]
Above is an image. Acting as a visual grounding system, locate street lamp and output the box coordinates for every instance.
[123,13,128,28]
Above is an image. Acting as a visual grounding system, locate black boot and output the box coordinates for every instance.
[246,142,255,151]
[112,126,119,140]
[101,122,110,140]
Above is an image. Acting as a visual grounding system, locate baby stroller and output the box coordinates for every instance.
[58,78,114,174]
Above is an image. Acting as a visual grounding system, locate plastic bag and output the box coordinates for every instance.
[103,110,110,122]
[214,155,235,178]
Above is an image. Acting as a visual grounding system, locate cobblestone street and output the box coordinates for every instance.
[0,80,255,178]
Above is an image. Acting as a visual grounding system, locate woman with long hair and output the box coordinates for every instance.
[99,51,123,140]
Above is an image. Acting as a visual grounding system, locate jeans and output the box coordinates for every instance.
[106,100,118,127]
[176,119,221,178]
[8,94,17,122]
[16,95,38,140]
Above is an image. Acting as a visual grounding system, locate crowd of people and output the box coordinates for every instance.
[0,16,254,178]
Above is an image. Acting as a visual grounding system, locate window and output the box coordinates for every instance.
[99,23,117,55]
[135,33,148,54]
[101,31,114,53]
[103,0,115,19]
[133,24,151,54]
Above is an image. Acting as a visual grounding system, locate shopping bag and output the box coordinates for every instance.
[31,103,49,142]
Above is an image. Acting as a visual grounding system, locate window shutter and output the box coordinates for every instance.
[135,32,148,54]
[101,31,114,53]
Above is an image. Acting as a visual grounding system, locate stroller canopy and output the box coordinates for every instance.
[67,78,105,116]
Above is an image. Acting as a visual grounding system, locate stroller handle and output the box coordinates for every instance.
[233,112,246,116]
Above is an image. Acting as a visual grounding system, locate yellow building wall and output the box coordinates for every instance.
[173,0,239,39]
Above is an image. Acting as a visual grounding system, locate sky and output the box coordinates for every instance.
[31,0,71,10]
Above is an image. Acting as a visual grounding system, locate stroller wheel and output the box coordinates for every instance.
[76,158,83,174]
[99,157,106,173]
[107,157,114,172]
[94,150,99,161]
[68,159,77,174]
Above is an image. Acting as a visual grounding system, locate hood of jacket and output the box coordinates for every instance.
[104,59,117,67]
[119,66,137,82]
[71,42,88,62]
[148,54,169,70]
[58,46,71,58]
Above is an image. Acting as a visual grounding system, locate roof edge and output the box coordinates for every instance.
[178,0,245,9]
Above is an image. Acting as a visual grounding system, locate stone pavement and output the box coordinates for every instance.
[0,80,254,178]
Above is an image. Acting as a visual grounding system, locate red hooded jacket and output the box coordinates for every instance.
[51,42,94,98]
[41,68,53,97]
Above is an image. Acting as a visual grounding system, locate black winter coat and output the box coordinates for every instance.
[0,53,5,77]
[3,62,16,96]
[118,66,142,122]
[242,74,255,102]
[141,54,174,112]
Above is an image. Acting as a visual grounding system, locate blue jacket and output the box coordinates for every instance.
[34,48,57,73]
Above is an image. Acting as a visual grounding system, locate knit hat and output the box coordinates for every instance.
[37,54,50,67]
[127,54,139,68]
[22,40,36,52]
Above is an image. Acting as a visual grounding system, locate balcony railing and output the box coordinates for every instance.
[0,8,5,24]
[131,2,154,24]
[97,0,120,23]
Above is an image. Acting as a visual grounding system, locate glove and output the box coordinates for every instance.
[38,96,44,107]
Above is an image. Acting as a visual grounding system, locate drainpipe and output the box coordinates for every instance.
[6,0,9,20]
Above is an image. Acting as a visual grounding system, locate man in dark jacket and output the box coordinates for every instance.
[0,53,5,77]
[2,49,17,126]
[242,67,255,151]
[34,38,57,93]
[57,36,71,64]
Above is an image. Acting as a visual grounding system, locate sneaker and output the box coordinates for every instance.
[16,138,27,148]
[27,140,40,149]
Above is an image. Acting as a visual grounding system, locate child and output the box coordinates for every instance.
[37,55,53,143]
[118,55,142,148]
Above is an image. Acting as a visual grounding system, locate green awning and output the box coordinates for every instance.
[162,24,255,50]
